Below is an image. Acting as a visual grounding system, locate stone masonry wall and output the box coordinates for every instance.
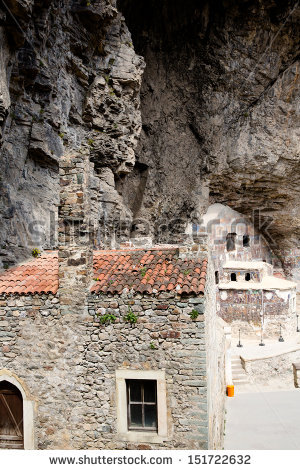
[0,287,226,450]
[0,293,85,449]
[87,291,210,449]
[58,154,95,315]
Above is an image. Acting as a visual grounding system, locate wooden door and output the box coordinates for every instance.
[0,381,24,449]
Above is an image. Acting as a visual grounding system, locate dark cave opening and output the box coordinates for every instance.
[116,0,221,241]
[117,0,217,54]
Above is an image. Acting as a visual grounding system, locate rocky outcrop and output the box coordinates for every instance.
[0,0,299,274]
[118,0,300,270]
[0,0,144,268]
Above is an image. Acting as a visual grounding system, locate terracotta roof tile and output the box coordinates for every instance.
[92,247,208,295]
[0,247,208,296]
[0,252,59,295]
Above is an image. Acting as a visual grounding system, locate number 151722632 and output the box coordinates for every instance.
[188,455,251,465]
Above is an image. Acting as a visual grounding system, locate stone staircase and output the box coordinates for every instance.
[231,355,249,384]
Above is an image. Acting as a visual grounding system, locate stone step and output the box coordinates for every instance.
[231,363,244,369]
[232,373,248,379]
[232,371,246,377]
[232,364,244,369]
[231,355,249,384]
[233,378,249,384]
[232,374,248,380]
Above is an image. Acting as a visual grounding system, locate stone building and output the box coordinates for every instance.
[0,156,226,450]
[0,245,225,450]
[193,204,297,338]
[217,260,297,338]
[195,204,273,270]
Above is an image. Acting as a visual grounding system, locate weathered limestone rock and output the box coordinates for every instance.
[0,0,144,268]
[118,0,300,270]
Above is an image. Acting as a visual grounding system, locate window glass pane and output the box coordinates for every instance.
[130,404,143,427]
[129,381,141,402]
[144,405,157,428]
[144,381,156,403]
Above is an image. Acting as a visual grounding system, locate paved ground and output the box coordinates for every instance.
[231,334,300,361]
[224,385,300,449]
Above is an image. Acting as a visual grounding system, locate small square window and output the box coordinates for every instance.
[126,380,157,431]
[116,369,168,442]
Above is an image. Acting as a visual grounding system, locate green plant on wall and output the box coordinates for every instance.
[140,267,147,277]
[189,309,199,320]
[124,308,137,324]
[149,342,157,350]
[97,312,116,325]
[32,248,41,258]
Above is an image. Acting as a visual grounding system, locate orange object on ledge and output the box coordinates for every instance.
[227,385,234,397]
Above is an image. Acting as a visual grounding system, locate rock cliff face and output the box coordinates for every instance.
[0,0,144,267]
[0,0,299,271]
[118,0,300,267]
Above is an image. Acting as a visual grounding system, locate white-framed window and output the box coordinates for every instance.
[115,369,168,443]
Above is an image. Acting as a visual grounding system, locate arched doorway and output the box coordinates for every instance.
[0,381,24,449]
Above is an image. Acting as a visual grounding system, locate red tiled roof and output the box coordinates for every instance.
[0,248,208,296]
[92,248,207,295]
[0,252,59,295]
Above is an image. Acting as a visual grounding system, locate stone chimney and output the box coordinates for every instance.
[58,154,94,315]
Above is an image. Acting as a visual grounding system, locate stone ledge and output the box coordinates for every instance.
[116,433,170,444]
[293,363,300,388]
[240,344,300,363]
